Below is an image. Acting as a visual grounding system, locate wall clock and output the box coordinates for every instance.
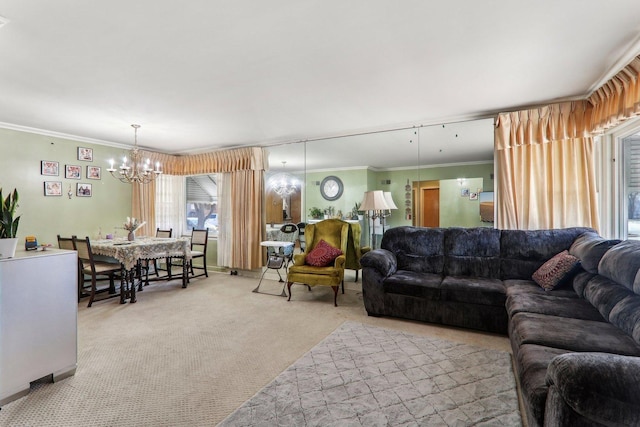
[320,176,344,201]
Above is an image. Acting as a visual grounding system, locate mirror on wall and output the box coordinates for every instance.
[265,118,495,239]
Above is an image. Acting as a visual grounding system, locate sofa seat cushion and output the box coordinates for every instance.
[510,312,640,356]
[504,279,579,299]
[440,276,506,306]
[514,344,571,427]
[506,294,605,322]
[382,270,443,300]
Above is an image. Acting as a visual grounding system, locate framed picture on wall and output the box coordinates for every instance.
[77,147,93,161]
[44,181,62,196]
[41,160,59,176]
[65,164,81,179]
[87,166,101,180]
[76,183,92,197]
[469,192,478,200]
[461,188,469,197]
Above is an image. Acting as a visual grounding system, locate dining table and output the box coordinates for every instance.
[91,237,192,303]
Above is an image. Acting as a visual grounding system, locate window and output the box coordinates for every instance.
[186,174,219,237]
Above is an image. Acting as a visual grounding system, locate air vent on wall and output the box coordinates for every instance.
[381,179,391,185]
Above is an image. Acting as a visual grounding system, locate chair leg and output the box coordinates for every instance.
[87,277,97,307]
[342,280,345,294]
[332,286,339,307]
[355,270,359,282]
[287,281,293,301]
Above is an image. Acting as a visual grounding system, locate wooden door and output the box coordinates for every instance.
[421,188,439,227]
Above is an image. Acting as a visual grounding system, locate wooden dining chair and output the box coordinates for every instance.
[73,236,122,307]
[57,234,86,301]
[189,228,209,279]
[146,227,173,280]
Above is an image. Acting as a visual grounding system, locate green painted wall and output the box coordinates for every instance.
[439,178,487,228]
[0,128,132,246]
[300,163,493,231]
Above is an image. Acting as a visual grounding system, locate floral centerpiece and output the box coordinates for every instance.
[123,217,146,241]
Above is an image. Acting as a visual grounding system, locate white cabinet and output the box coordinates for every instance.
[0,249,77,406]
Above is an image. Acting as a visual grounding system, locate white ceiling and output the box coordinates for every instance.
[1,1,640,161]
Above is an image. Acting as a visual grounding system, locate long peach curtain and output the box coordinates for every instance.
[136,146,266,270]
[132,180,156,237]
[495,101,599,230]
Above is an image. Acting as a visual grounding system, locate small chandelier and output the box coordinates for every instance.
[269,161,297,197]
[107,124,162,184]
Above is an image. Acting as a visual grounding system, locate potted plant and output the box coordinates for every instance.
[309,207,323,219]
[0,188,21,258]
[351,202,362,220]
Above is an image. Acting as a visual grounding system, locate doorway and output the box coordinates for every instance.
[413,180,440,227]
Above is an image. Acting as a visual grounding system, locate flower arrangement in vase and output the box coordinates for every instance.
[123,217,146,241]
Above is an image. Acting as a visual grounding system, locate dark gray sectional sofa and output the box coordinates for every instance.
[361,226,640,427]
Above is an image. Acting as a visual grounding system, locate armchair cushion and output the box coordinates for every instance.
[306,239,343,267]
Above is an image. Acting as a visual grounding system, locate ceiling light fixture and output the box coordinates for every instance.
[269,161,298,197]
[107,124,162,184]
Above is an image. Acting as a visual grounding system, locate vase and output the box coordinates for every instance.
[0,238,19,259]
[127,231,135,241]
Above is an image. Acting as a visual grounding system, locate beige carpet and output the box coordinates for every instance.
[0,271,516,426]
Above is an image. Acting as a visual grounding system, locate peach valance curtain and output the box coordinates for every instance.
[495,101,599,230]
[589,55,640,132]
[132,147,266,269]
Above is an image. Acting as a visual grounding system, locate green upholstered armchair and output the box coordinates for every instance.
[286,219,349,306]
[344,221,370,282]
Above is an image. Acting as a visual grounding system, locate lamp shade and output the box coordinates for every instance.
[383,192,398,210]
[360,190,391,211]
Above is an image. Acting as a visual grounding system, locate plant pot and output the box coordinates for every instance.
[127,231,135,241]
[0,238,19,259]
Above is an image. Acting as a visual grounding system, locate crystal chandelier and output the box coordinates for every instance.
[269,162,297,196]
[107,124,162,184]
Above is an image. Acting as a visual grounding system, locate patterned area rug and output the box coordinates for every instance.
[218,321,521,426]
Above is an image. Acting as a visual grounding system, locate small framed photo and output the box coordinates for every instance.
[44,181,62,196]
[77,183,92,197]
[469,192,478,201]
[87,166,101,180]
[461,188,469,197]
[41,160,59,176]
[77,147,93,162]
[65,164,82,179]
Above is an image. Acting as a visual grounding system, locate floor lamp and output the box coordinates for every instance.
[382,191,398,234]
[360,190,391,249]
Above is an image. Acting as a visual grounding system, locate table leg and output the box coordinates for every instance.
[129,268,137,303]
[120,266,127,304]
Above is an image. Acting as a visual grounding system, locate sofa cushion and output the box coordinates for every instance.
[571,270,595,298]
[440,276,505,306]
[500,227,592,280]
[514,344,571,427]
[531,250,580,291]
[504,279,579,299]
[506,293,605,322]
[510,312,640,356]
[381,226,444,274]
[382,270,443,300]
[598,240,640,292]
[568,231,620,274]
[306,239,342,267]
[583,275,635,321]
[609,295,640,344]
[443,227,501,278]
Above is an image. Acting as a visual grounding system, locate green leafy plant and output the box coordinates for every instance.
[308,207,323,218]
[352,202,361,219]
[0,188,20,238]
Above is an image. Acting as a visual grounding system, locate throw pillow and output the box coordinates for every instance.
[306,239,343,267]
[532,250,581,291]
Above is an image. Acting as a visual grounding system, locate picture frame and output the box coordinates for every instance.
[44,181,62,196]
[77,147,93,162]
[461,188,469,197]
[65,164,82,179]
[86,165,101,180]
[76,183,92,197]
[41,160,59,176]
[469,191,478,200]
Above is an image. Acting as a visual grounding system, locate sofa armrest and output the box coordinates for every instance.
[545,352,640,426]
[360,249,397,278]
